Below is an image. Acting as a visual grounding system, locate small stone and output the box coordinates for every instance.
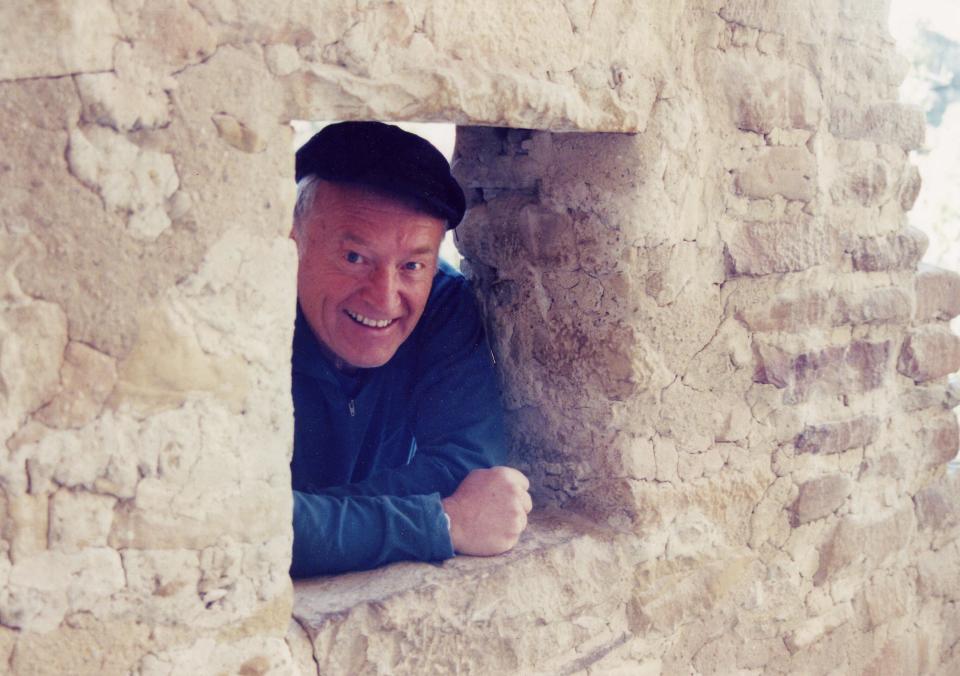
[921,414,959,468]
[735,146,817,201]
[212,113,267,153]
[830,101,925,150]
[724,215,834,277]
[795,416,880,455]
[914,483,960,531]
[915,265,960,322]
[792,474,852,525]
[36,342,118,429]
[848,227,928,272]
[897,325,960,383]
[754,340,890,403]
[48,490,117,552]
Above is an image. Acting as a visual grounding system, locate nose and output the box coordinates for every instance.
[363,265,402,316]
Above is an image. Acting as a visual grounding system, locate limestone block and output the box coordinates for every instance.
[918,541,960,599]
[121,549,204,624]
[914,479,960,548]
[735,147,817,202]
[848,227,928,272]
[109,303,249,415]
[855,572,911,630]
[20,411,144,499]
[831,157,896,208]
[795,416,881,455]
[109,0,218,75]
[0,0,120,80]
[211,113,267,153]
[919,413,960,469]
[792,474,852,525]
[67,125,180,241]
[735,279,912,332]
[785,602,853,653]
[0,548,124,632]
[36,341,117,429]
[5,493,49,563]
[723,215,835,277]
[718,54,823,134]
[48,490,116,552]
[898,325,960,383]
[76,42,176,132]
[0,301,68,441]
[899,163,922,211]
[814,507,915,586]
[107,400,292,551]
[830,101,925,150]
[754,340,890,404]
[135,636,295,676]
[10,618,153,676]
[915,265,960,322]
[265,44,302,76]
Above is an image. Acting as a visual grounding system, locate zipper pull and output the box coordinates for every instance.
[348,399,356,417]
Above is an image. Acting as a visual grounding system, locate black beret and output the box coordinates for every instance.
[295,121,466,228]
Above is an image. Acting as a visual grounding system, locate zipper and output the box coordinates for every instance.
[348,399,356,417]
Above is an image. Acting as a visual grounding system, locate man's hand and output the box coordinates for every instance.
[441,466,532,556]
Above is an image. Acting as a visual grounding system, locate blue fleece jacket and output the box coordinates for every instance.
[289,262,507,577]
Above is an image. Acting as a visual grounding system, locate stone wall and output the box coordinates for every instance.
[2,1,959,674]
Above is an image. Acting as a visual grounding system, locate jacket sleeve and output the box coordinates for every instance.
[318,274,508,501]
[290,489,455,577]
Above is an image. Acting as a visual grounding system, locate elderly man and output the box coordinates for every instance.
[289,121,532,577]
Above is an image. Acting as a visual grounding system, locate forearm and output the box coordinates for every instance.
[290,490,454,577]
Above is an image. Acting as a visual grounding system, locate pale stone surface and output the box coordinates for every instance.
[898,325,960,383]
[36,342,117,429]
[3,0,959,673]
[67,125,180,240]
[0,0,119,80]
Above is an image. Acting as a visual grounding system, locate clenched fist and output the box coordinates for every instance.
[441,466,532,556]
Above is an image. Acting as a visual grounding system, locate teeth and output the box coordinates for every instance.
[346,310,393,328]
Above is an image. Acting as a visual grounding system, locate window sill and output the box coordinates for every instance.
[289,508,638,674]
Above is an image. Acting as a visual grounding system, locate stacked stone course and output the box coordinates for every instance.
[1,0,958,674]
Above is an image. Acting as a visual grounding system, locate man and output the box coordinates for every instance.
[289,121,532,577]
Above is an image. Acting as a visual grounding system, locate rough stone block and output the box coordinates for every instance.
[36,342,118,429]
[754,340,890,404]
[795,416,881,455]
[67,125,180,241]
[915,265,960,322]
[0,0,120,80]
[848,227,928,272]
[5,493,49,562]
[48,490,116,552]
[920,414,960,469]
[0,549,125,632]
[914,481,960,532]
[792,474,852,525]
[0,301,68,440]
[721,55,823,134]
[858,573,910,629]
[830,101,926,150]
[735,147,817,201]
[814,507,915,585]
[898,326,960,383]
[917,542,960,598]
[724,215,835,277]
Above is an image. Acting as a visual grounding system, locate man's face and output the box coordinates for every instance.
[293,180,446,369]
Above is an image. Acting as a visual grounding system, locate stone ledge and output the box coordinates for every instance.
[290,510,640,675]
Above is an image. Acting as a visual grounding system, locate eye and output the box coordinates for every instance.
[403,261,425,271]
[345,251,362,264]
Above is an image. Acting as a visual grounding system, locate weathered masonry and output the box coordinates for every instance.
[2,1,959,674]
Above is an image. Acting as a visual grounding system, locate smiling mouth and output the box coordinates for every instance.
[345,309,396,329]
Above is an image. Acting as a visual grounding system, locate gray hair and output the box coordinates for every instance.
[293,174,321,233]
